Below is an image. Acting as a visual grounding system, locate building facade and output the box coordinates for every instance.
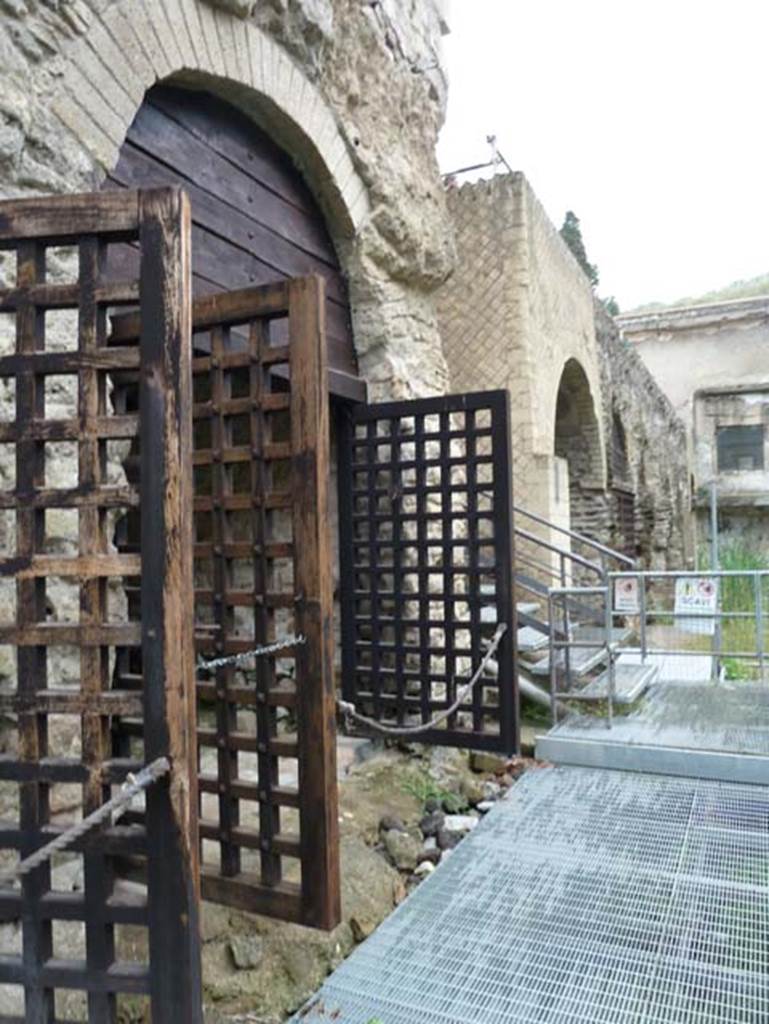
[618,296,769,549]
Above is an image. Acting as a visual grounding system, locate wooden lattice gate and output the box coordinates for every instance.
[0,190,201,1021]
[337,391,518,754]
[110,278,339,929]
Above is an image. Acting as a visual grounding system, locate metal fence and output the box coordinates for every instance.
[546,570,769,726]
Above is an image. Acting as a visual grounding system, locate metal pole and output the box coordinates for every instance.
[710,479,719,573]
[710,480,721,684]
[559,552,572,689]
[756,573,765,685]
[548,592,558,725]
[605,580,614,729]
[639,572,647,664]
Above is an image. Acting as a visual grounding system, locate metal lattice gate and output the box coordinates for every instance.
[110,278,340,929]
[0,190,201,1022]
[338,391,518,753]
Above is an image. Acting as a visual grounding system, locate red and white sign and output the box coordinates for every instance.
[675,577,718,635]
[614,577,640,614]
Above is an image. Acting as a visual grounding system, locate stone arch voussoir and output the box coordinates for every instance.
[46,0,370,245]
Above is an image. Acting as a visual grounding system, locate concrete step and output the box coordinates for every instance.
[573,660,659,704]
[517,625,550,653]
[525,643,608,678]
[536,731,769,785]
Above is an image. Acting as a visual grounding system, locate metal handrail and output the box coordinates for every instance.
[611,569,769,578]
[547,584,615,728]
[608,568,769,683]
[515,526,604,576]
[514,503,636,568]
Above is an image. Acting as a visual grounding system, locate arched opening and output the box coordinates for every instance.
[98,80,363,927]
[104,81,356,378]
[553,358,603,537]
[609,410,637,556]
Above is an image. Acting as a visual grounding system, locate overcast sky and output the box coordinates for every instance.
[437,1,769,310]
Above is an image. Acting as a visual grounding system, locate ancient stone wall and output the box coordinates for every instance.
[0,0,454,399]
[594,303,691,568]
[438,173,603,546]
[438,172,691,568]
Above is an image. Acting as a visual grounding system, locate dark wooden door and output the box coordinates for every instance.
[106,83,357,383]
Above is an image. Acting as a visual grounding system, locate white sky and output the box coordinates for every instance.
[437,1,769,310]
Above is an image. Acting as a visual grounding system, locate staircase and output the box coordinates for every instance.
[512,505,659,716]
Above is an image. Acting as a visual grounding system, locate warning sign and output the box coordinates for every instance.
[614,577,640,614]
[675,577,718,635]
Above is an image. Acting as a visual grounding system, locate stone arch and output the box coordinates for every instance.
[553,357,605,535]
[47,0,370,253]
[13,0,454,403]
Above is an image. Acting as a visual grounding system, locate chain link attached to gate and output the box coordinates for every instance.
[4,625,506,883]
[196,634,307,673]
[3,637,308,885]
[0,756,171,886]
[336,623,508,737]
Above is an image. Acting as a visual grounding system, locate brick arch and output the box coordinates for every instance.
[48,0,370,246]
[554,357,606,533]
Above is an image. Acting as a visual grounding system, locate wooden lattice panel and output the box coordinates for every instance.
[111,279,339,929]
[0,190,201,1023]
[338,391,518,754]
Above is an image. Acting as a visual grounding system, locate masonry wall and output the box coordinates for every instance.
[438,174,603,541]
[438,172,691,568]
[595,304,691,568]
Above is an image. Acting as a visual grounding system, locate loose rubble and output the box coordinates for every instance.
[377,748,540,892]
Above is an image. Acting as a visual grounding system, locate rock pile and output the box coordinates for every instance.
[377,768,512,890]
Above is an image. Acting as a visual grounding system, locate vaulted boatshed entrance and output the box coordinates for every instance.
[100,81,517,907]
[105,82,361,398]
[102,83,362,934]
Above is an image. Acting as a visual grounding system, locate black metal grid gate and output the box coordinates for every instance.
[338,391,518,754]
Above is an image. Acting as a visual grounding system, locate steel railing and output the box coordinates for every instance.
[609,569,769,685]
[544,569,769,730]
[513,504,636,573]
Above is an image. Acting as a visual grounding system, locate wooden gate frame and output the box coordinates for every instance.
[0,189,201,1022]
[110,277,340,930]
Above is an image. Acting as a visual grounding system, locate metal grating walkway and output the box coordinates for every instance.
[291,767,769,1024]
